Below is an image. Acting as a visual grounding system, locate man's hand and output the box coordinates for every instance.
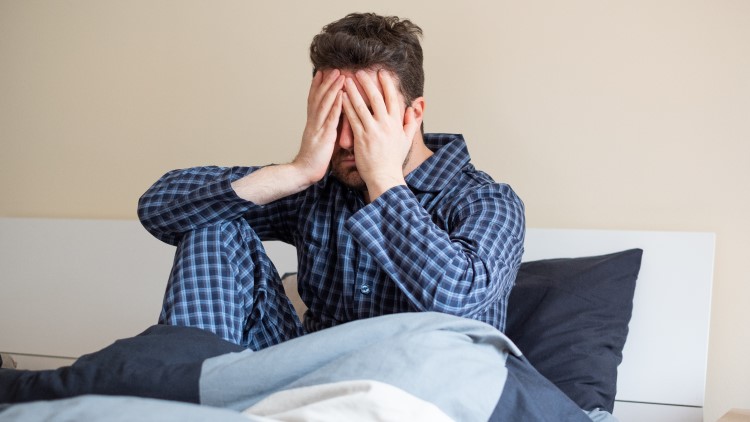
[232,70,343,205]
[342,69,421,199]
[293,69,345,184]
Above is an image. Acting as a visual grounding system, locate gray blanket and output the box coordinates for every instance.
[0,312,591,421]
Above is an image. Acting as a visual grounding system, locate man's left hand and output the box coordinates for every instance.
[341,69,421,199]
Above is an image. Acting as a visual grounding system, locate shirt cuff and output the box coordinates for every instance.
[344,184,427,257]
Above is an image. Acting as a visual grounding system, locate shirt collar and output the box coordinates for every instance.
[405,133,471,192]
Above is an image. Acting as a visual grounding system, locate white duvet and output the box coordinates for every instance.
[242,380,453,422]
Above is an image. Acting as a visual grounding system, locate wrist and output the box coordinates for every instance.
[284,160,320,190]
[231,162,314,205]
[365,175,406,202]
[290,156,328,186]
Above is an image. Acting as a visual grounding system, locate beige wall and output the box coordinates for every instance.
[1,1,748,419]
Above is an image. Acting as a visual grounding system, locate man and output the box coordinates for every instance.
[138,13,525,350]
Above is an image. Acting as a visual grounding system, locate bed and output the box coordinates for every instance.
[0,218,714,421]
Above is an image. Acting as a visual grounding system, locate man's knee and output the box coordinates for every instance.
[180,220,254,247]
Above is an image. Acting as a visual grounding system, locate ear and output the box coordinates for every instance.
[407,96,425,125]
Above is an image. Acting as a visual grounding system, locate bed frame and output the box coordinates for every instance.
[0,218,714,421]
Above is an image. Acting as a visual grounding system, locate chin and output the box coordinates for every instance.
[331,166,367,191]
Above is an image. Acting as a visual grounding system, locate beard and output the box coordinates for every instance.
[330,144,414,191]
[329,149,367,191]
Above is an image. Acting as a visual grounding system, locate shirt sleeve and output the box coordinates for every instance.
[138,166,294,246]
[344,184,525,319]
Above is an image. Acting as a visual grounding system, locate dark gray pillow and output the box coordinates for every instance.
[504,249,643,413]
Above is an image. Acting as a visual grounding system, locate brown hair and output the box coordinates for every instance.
[309,13,424,105]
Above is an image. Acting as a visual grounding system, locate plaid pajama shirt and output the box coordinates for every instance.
[138,133,525,350]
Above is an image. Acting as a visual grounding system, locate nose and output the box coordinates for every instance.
[338,116,354,150]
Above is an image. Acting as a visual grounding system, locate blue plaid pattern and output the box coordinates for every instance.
[139,133,525,347]
[161,218,305,350]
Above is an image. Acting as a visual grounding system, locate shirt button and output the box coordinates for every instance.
[359,284,371,295]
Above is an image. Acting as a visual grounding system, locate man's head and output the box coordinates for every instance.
[309,12,424,108]
[310,13,427,191]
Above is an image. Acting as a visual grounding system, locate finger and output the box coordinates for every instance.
[309,69,322,90]
[379,69,401,117]
[307,70,323,107]
[320,69,343,93]
[355,70,387,118]
[309,69,340,105]
[344,77,375,129]
[318,73,345,116]
[341,92,364,135]
[324,91,343,132]
[311,72,345,127]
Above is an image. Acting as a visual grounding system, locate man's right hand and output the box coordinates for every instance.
[293,69,345,184]
[231,69,344,205]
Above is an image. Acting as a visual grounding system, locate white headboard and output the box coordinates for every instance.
[0,218,714,421]
[523,229,714,421]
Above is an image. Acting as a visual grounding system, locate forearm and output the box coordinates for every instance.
[139,163,315,245]
[138,166,257,245]
[230,162,316,206]
[346,185,525,316]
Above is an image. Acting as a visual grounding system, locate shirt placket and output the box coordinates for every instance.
[345,189,375,318]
